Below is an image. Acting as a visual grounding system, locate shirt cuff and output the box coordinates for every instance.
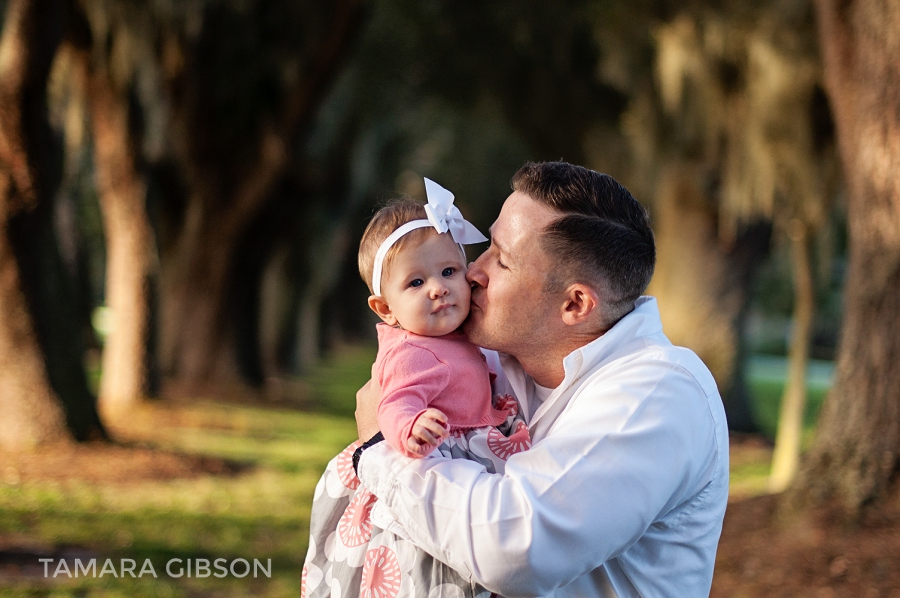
[357,441,416,501]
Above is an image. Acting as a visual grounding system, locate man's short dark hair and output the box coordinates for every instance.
[511,161,655,326]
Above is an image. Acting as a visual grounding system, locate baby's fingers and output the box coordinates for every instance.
[420,408,448,428]
[412,427,441,448]
[419,416,449,441]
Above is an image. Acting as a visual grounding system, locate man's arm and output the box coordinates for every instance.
[356,377,381,442]
[357,364,724,596]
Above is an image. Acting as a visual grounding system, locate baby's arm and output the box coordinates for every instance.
[407,408,449,455]
[377,343,452,458]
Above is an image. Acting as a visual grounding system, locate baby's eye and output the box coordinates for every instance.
[408,279,424,288]
[442,267,455,277]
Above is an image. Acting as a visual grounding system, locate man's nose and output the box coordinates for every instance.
[466,255,487,288]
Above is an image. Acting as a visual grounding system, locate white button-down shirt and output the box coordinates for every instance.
[359,296,729,597]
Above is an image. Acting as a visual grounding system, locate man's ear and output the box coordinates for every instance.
[368,295,398,326]
[560,283,600,326]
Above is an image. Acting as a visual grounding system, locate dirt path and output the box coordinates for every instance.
[713,492,900,597]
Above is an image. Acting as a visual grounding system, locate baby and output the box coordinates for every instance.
[303,180,528,598]
[357,181,510,458]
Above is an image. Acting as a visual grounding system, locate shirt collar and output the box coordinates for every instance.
[560,295,663,383]
[499,296,665,423]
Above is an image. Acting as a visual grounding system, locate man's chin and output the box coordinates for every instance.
[462,316,480,342]
[463,316,496,350]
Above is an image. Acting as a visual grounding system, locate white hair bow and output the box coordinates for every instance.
[423,178,489,246]
[371,178,488,296]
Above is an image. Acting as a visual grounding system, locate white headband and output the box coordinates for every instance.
[372,178,488,296]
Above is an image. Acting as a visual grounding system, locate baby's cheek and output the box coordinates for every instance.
[458,294,472,321]
[459,280,472,305]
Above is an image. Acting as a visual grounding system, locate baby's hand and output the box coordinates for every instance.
[407,408,449,457]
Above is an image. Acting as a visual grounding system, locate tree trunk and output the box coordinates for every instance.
[0,0,75,447]
[791,0,900,511]
[81,52,155,421]
[157,0,365,391]
[158,217,239,388]
[769,219,815,492]
[158,131,288,388]
[0,235,68,448]
[648,166,770,432]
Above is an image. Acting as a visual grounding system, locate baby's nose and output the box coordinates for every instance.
[430,282,449,298]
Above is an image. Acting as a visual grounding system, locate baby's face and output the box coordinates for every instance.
[380,230,471,336]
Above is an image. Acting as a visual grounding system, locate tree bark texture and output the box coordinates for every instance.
[792,0,900,510]
[647,166,770,432]
[0,0,74,447]
[157,0,365,390]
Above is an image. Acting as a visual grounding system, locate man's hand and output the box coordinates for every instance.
[407,408,449,456]
[355,376,382,442]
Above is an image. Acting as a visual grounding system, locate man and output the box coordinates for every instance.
[354,161,729,597]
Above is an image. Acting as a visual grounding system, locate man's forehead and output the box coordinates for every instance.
[487,223,502,246]
[493,192,556,245]
[487,221,513,255]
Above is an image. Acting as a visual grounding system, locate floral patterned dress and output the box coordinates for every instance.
[302,395,530,598]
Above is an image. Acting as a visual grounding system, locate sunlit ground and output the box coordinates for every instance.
[0,346,826,596]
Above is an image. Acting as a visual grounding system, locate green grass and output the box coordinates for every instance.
[728,444,774,499]
[0,346,374,598]
[748,379,828,443]
[745,355,832,442]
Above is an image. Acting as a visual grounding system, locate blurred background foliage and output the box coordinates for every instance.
[5,0,900,594]
[3,0,846,482]
[0,0,850,452]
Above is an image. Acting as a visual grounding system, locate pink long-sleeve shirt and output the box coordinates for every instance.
[374,323,509,458]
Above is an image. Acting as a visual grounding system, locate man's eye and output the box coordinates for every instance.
[409,279,424,288]
[498,259,508,270]
[442,267,455,277]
